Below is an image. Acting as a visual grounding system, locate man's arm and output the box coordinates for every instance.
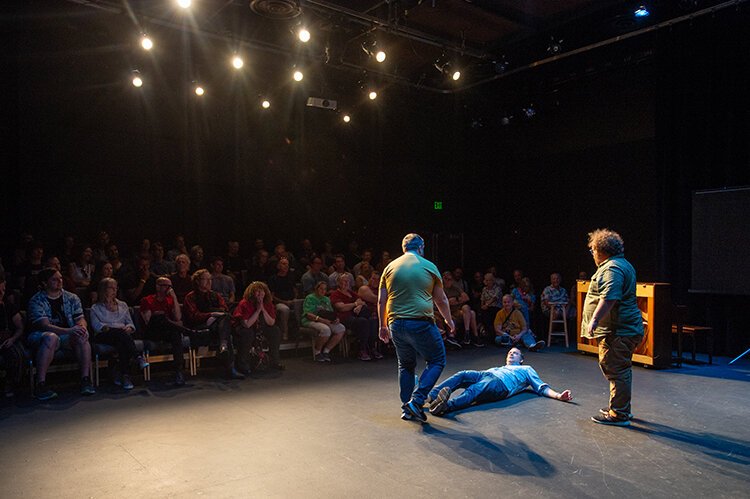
[585,298,617,336]
[541,386,573,401]
[433,286,456,334]
[377,287,390,343]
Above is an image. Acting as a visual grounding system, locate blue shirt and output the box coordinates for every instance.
[485,364,549,397]
[28,289,84,330]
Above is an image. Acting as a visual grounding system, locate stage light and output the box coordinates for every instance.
[131,71,143,88]
[434,56,462,82]
[375,50,386,63]
[177,0,191,8]
[634,5,650,17]
[362,41,386,63]
[141,35,153,51]
[261,99,270,109]
[194,85,205,96]
[293,70,304,81]
[232,55,244,69]
[298,28,311,43]
[368,90,377,100]
[451,70,461,81]
[343,114,351,123]
[547,37,563,55]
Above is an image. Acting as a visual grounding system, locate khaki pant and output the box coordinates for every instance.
[598,335,642,418]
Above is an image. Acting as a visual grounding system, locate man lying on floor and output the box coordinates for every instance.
[427,347,572,416]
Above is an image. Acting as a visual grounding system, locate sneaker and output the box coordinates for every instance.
[402,400,427,423]
[121,375,134,390]
[175,371,186,386]
[599,407,633,421]
[113,376,123,387]
[400,411,414,421]
[137,356,150,370]
[322,352,332,362]
[529,340,546,351]
[462,336,472,346]
[429,387,451,416]
[358,351,372,361]
[472,339,486,348]
[34,381,57,401]
[591,413,630,426]
[444,336,462,349]
[371,350,384,360]
[314,353,327,362]
[80,377,96,396]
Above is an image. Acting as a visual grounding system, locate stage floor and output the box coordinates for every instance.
[1,346,749,498]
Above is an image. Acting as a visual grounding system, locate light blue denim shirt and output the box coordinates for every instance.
[27,289,84,329]
[486,364,549,397]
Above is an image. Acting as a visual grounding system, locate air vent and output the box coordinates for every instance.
[249,0,301,19]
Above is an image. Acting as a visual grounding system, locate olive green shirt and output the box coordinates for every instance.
[379,251,442,325]
[581,253,644,338]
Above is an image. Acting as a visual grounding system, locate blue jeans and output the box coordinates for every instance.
[494,330,537,348]
[428,370,509,413]
[390,319,446,406]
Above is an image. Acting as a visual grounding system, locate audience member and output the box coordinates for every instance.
[331,274,380,361]
[247,249,270,283]
[267,241,297,275]
[344,240,361,270]
[443,272,483,347]
[510,269,524,291]
[90,278,148,390]
[123,254,156,306]
[302,281,346,362]
[224,240,245,280]
[140,276,187,385]
[93,231,110,263]
[189,245,205,272]
[150,242,175,276]
[68,245,95,289]
[167,234,187,261]
[320,241,335,268]
[267,257,297,340]
[301,255,328,296]
[453,267,470,294]
[209,256,236,303]
[541,272,572,320]
[232,281,284,373]
[511,277,536,325]
[376,250,392,273]
[170,254,193,303]
[183,269,244,380]
[298,238,315,270]
[44,255,62,272]
[479,272,503,337]
[352,249,373,277]
[0,275,25,397]
[17,241,45,304]
[27,268,95,400]
[493,294,545,351]
[328,254,354,291]
[87,260,115,305]
[59,235,75,267]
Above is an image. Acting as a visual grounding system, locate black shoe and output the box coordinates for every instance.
[80,377,96,396]
[175,371,186,386]
[444,336,462,349]
[322,351,332,362]
[529,340,546,351]
[473,339,486,348]
[402,400,427,423]
[429,387,451,416]
[462,336,472,346]
[314,353,327,362]
[34,381,57,401]
[591,413,630,426]
[400,411,414,421]
[599,407,633,420]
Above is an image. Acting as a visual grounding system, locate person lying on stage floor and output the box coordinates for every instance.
[427,347,572,416]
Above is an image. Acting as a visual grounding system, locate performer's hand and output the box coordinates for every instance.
[558,390,573,402]
[379,326,391,344]
[446,319,456,335]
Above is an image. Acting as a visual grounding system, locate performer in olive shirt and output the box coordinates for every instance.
[378,233,455,423]
[581,229,643,426]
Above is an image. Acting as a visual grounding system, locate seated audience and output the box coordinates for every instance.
[231,281,284,373]
[470,270,484,309]
[352,249,373,277]
[87,260,115,305]
[493,294,545,351]
[376,250,392,273]
[510,269,524,291]
[167,234,187,262]
[170,254,193,303]
[328,254,354,291]
[17,241,45,305]
[330,274,380,361]
[68,246,96,288]
[123,254,156,306]
[44,254,62,273]
[183,270,244,380]
[247,249,270,283]
[150,242,175,276]
[511,277,537,325]
[298,238,315,270]
[453,267,469,293]
[27,268,95,400]
[356,272,380,310]
[320,241,335,269]
[267,241,297,275]
[224,240,245,284]
[209,256,236,303]
[541,272,572,320]
[93,231,110,263]
[90,278,148,390]
[301,255,328,296]
[479,272,503,337]
[267,257,297,340]
[0,275,25,397]
[140,277,187,385]
[189,245,205,273]
[443,272,483,347]
[302,281,346,362]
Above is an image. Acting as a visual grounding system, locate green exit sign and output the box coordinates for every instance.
[434,201,443,210]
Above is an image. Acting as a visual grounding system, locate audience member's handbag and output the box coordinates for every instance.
[354,304,371,318]
[316,309,337,321]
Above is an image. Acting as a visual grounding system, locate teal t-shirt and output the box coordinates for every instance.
[581,254,644,338]
[301,293,334,326]
[379,252,442,324]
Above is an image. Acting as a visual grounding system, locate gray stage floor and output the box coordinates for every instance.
[1,346,749,498]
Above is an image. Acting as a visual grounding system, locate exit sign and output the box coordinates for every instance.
[434,201,443,210]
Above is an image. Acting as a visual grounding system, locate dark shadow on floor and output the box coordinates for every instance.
[419,424,556,477]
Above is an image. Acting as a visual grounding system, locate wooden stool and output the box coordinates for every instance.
[547,302,569,347]
[672,304,713,366]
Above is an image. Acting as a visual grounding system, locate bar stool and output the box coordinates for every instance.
[547,302,569,347]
